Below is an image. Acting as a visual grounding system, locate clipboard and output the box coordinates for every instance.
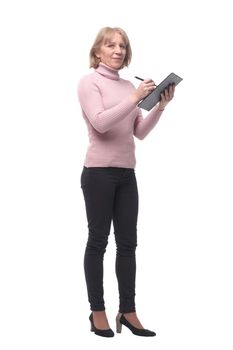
[138,72,183,111]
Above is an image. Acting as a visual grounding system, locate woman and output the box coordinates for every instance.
[78,27,175,337]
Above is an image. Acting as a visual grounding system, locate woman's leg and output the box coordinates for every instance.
[81,167,116,312]
[113,169,139,314]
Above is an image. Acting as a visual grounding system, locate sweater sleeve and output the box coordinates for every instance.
[134,107,164,140]
[77,75,136,133]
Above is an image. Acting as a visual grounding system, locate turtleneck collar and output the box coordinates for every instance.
[95,62,120,81]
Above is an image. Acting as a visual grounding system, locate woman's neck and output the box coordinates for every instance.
[96,62,120,80]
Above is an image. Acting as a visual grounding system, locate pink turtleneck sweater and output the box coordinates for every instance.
[77,63,163,168]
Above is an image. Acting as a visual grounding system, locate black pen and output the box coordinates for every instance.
[134,76,144,81]
[135,76,157,87]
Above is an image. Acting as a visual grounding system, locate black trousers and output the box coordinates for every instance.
[81,167,138,313]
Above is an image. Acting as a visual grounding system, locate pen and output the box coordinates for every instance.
[134,76,144,81]
[135,76,157,87]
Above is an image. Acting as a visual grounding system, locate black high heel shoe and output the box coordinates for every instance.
[116,313,156,337]
[89,313,114,337]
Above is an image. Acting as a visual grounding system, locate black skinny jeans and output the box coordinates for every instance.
[81,167,138,313]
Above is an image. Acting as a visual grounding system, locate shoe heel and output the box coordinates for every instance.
[89,313,94,332]
[116,313,122,333]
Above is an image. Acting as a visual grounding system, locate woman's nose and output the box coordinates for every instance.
[115,45,122,53]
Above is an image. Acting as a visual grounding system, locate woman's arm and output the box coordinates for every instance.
[134,107,164,140]
[134,84,175,140]
[77,76,136,133]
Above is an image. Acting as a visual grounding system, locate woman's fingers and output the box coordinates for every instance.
[163,84,175,101]
[139,80,156,98]
[159,84,175,109]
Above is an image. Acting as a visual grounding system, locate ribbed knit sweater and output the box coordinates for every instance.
[77,63,163,168]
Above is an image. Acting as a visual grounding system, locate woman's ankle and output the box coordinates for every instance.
[92,310,110,330]
[123,312,144,329]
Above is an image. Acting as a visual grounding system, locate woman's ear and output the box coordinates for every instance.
[95,50,100,59]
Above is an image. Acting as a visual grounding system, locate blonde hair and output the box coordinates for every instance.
[89,27,132,69]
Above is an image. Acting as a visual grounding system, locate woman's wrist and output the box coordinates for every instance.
[158,106,165,111]
[130,91,141,105]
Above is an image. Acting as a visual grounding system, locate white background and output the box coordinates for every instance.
[0,0,232,349]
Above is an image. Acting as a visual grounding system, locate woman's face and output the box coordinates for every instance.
[96,32,127,70]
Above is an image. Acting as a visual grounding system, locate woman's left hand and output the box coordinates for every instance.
[158,84,175,110]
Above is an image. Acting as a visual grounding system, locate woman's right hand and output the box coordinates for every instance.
[130,79,156,104]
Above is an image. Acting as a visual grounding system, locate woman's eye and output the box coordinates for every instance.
[107,44,126,49]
